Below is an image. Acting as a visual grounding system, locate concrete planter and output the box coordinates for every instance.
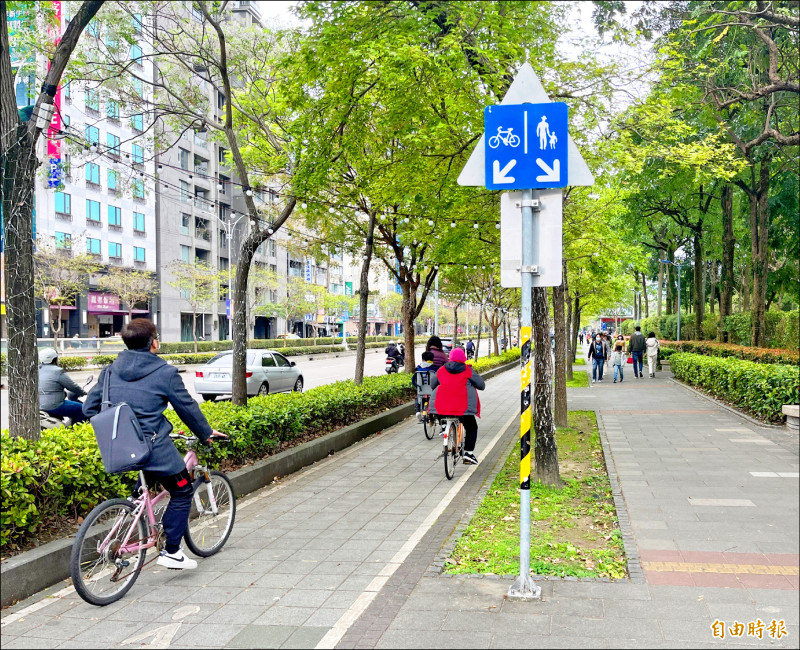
[783,404,799,433]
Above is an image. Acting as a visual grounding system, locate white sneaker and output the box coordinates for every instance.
[157,548,197,570]
[592,379,596,384]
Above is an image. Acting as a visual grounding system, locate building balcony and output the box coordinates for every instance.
[55,212,72,222]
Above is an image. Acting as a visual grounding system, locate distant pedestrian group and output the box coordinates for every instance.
[585,325,660,384]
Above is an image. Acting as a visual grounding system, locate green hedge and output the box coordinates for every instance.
[1,373,414,549]
[92,342,390,367]
[660,341,798,365]
[57,356,88,371]
[157,335,394,354]
[670,353,799,422]
[634,310,799,349]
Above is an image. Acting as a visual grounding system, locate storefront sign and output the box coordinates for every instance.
[88,292,120,312]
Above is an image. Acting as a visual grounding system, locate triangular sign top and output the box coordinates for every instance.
[458,62,594,187]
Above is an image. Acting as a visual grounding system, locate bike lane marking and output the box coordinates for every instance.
[315,410,519,650]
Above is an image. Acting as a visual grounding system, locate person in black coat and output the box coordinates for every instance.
[83,318,226,570]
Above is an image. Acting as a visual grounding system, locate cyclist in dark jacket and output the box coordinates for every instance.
[38,348,89,423]
[83,318,225,570]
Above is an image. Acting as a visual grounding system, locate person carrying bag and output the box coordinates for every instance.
[84,318,226,570]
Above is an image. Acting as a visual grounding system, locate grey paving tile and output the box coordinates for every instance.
[182,586,239,604]
[281,626,329,649]
[173,622,246,647]
[253,607,316,626]
[489,633,604,649]
[278,589,336,608]
[303,608,348,628]
[376,629,493,649]
[225,624,295,648]
[550,614,663,640]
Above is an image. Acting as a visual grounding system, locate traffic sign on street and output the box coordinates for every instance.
[458,62,593,188]
[342,310,349,322]
[484,103,568,190]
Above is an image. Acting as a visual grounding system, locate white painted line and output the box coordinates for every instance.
[729,439,776,445]
[750,472,779,477]
[315,410,518,650]
[715,428,752,432]
[524,110,528,154]
[1,584,76,628]
[778,472,799,478]
[688,498,756,507]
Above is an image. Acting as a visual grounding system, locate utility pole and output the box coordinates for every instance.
[434,271,439,336]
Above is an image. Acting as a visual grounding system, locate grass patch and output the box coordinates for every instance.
[446,411,626,579]
[566,370,589,387]
[573,357,586,366]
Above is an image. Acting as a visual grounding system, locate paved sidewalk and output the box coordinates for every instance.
[2,361,797,648]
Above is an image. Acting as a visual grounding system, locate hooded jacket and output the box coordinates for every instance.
[628,331,646,353]
[428,346,449,370]
[83,349,213,475]
[38,363,86,410]
[430,361,485,417]
[645,336,660,356]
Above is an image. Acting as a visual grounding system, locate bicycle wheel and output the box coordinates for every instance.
[184,471,236,557]
[423,413,435,440]
[508,134,520,147]
[444,422,457,480]
[488,135,501,149]
[70,499,147,606]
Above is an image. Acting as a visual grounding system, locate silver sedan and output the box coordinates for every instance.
[193,350,303,401]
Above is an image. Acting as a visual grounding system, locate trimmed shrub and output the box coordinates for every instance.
[57,356,88,371]
[91,354,118,367]
[660,341,798,365]
[157,335,395,355]
[670,353,799,422]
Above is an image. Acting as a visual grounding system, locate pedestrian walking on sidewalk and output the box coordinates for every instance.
[588,334,607,383]
[645,331,660,378]
[611,335,627,383]
[628,325,646,378]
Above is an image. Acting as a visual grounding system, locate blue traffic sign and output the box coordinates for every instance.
[484,103,568,190]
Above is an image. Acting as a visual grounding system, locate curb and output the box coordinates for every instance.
[0,359,517,608]
[668,377,783,429]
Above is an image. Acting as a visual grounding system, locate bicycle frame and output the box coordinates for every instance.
[98,446,217,557]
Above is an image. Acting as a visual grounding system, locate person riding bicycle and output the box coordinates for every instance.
[83,318,226,571]
[38,347,90,424]
[465,338,475,359]
[426,335,449,370]
[430,347,485,466]
[412,351,435,420]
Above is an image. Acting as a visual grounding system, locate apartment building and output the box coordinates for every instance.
[6,3,158,339]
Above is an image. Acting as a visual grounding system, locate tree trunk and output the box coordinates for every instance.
[552,282,567,428]
[741,264,751,313]
[751,159,770,347]
[1,0,104,439]
[192,310,198,353]
[657,250,664,317]
[452,303,459,347]
[400,282,418,373]
[565,275,574,381]
[532,288,559,485]
[475,304,484,359]
[693,229,704,339]
[570,294,581,366]
[641,271,649,318]
[708,261,716,316]
[719,184,734,341]
[354,213,376,385]
[52,306,63,351]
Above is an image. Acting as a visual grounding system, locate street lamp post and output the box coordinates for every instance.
[661,259,689,341]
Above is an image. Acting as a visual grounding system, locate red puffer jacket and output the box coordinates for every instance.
[430,361,485,417]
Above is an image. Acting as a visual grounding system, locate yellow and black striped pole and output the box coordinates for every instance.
[508,188,541,600]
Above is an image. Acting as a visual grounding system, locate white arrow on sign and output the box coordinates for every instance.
[493,159,517,184]
[535,158,560,183]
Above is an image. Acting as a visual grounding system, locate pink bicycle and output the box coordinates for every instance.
[70,432,236,606]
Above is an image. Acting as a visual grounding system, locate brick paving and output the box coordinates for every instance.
[2,355,798,648]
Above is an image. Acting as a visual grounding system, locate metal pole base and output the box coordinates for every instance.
[507,574,542,601]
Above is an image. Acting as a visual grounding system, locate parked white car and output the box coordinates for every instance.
[194,350,303,401]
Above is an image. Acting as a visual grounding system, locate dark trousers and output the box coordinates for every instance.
[136,469,194,554]
[631,351,644,377]
[46,399,89,424]
[592,357,605,380]
[440,415,478,452]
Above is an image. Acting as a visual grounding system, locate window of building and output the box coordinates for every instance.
[181,213,190,235]
[85,89,99,112]
[62,114,70,127]
[194,129,207,147]
[108,205,121,227]
[107,168,118,190]
[133,211,145,232]
[269,239,277,257]
[218,147,227,164]
[55,232,71,249]
[270,264,277,274]
[86,199,101,222]
[109,242,122,258]
[133,247,146,262]
[219,229,227,249]
[87,238,101,255]
[130,113,143,131]
[54,192,71,215]
[85,162,100,185]
[218,174,229,195]
[289,260,303,277]
[179,148,189,170]
[132,13,143,33]
[131,77,143,97]
[130,44,142,64]
[85,124,99,146]
[219,257,229,271]
[87,20,99,37]
[217,91,225,110]
[132,179,145,199]
[106,100,119,120]
[181,245,191,263]
[194,154,208,176]
[107,133,120,156]
[180,181,191,204]
[131,143,144,164]
[63,81,70,99]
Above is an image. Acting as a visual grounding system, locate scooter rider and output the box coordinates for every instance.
[385,340,404,366]
[466,338,475,359]
[38,348,90,424]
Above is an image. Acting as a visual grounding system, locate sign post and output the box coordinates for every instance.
[458,61,594,601]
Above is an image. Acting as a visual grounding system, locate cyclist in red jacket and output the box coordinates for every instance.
[430,347,486,465]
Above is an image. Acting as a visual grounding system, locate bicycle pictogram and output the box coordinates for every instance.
[488,127,520,149]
